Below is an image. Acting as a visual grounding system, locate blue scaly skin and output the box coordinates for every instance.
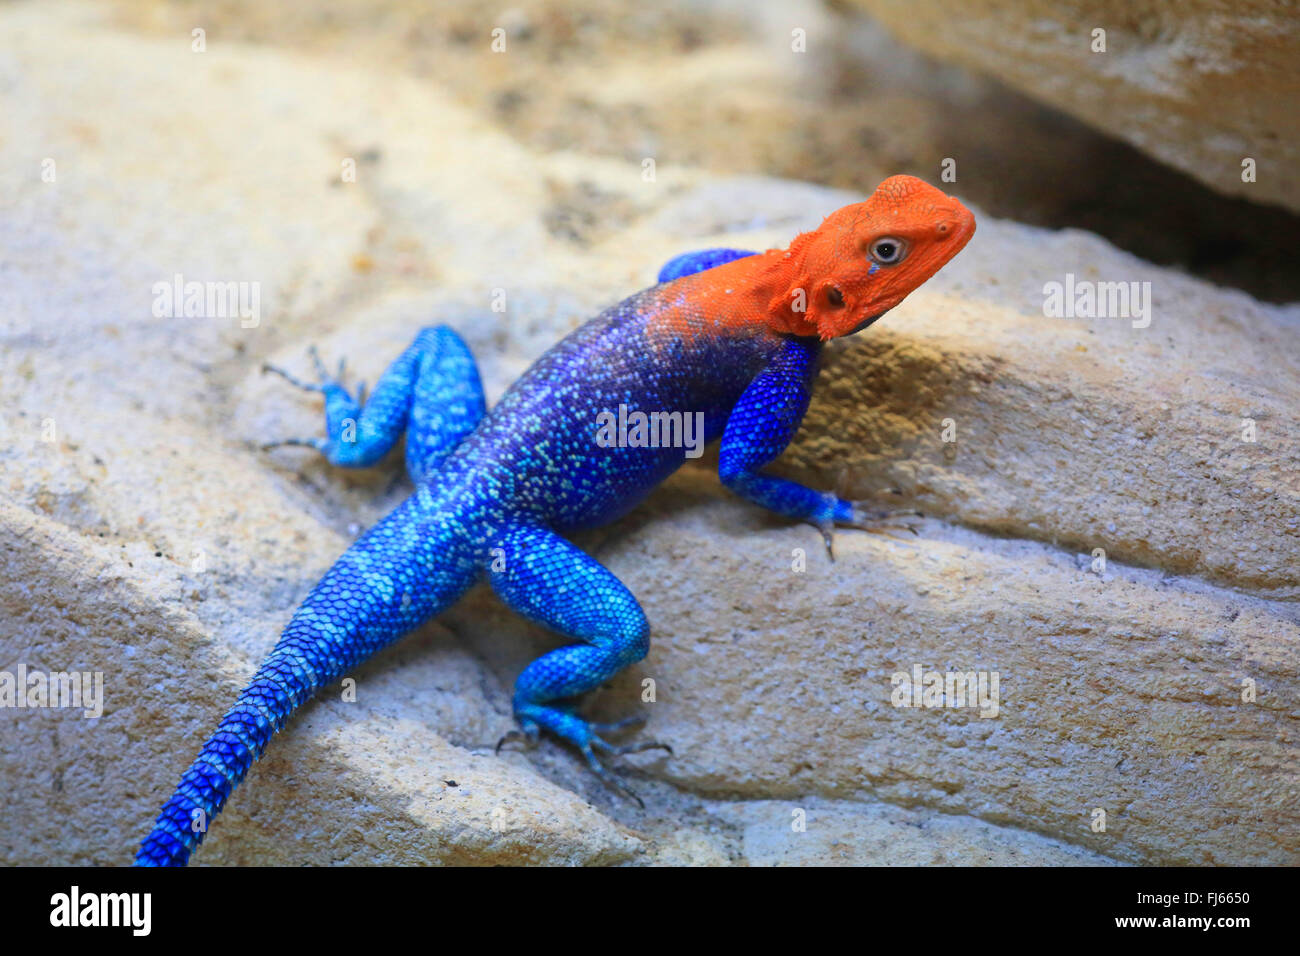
[135,176,975,865]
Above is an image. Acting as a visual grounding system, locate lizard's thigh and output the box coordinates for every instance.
[405,326,486,482]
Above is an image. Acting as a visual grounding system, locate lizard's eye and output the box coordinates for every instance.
[869,237,907,265]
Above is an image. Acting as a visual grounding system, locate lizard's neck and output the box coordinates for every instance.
[677,236,819,339]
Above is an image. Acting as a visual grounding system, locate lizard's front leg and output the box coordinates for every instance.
[489,523,669,805]
[657,247,756,282]
[264,325,485,483]
[719,335,921,559]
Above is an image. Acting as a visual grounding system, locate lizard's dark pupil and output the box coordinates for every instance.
[877,243,895,259]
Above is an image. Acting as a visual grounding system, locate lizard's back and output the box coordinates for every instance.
[440,280,788,530]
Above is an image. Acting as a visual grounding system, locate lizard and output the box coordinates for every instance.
[134,174,975,865]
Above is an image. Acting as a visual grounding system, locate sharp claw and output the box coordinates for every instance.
[513,708,665,808]
[495,726,539,754]
[308,345,330,382]
[619,741,672,756]
[610,777,646,809]
[815,522,836,562]
[845,505,925,535]
[581,746,646,808]
[591,736,672,758]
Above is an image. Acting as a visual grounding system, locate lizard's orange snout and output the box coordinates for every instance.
[935,202,976,246]
[936,192,976,266]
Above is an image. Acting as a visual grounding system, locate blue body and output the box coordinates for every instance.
[136,249,860,865]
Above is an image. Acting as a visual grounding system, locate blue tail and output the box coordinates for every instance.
[135,494,479,865]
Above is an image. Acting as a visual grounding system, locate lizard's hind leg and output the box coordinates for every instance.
[490,524,670,806]
[264,326,485,483]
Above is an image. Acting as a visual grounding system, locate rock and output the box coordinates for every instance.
[0,506,639,866]
[710,800,1119,866]
[102,0,1300,303]
[847,0,1300,213]
[1,1,1295,867]
[569,469,1299,866]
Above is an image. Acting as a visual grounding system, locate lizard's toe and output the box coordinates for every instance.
[588,714,647,734]
[263,362,324,393]
[813,502,923,560]
[262,436,327,453]
[579,744,647,809]
[843,504,924,537]
[591,736,673,758]
[268,345,362,402]
[511,702,669,806]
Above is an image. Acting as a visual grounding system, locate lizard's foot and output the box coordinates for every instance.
[512,703,670,809]
[262,345,386,465]
[842,503,923,536]
[263,345,367,404]
[580,733,673,808]
[815,498,923,561]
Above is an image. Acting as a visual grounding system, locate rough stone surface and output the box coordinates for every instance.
[1,1,1295,866]
[850,0,1300,214]
[709,800,1120,867]
[103,0,1300,303]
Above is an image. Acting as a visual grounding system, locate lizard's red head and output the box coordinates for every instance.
[779,175,975,340]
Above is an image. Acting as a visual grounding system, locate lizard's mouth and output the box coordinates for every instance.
[846,311,888,335]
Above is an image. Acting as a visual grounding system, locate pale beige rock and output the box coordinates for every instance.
[101,0,1300,302]
[849,0,1300,213]
[710,800,1120,866]
[1,1,1295,868]
[0,506,639,866]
